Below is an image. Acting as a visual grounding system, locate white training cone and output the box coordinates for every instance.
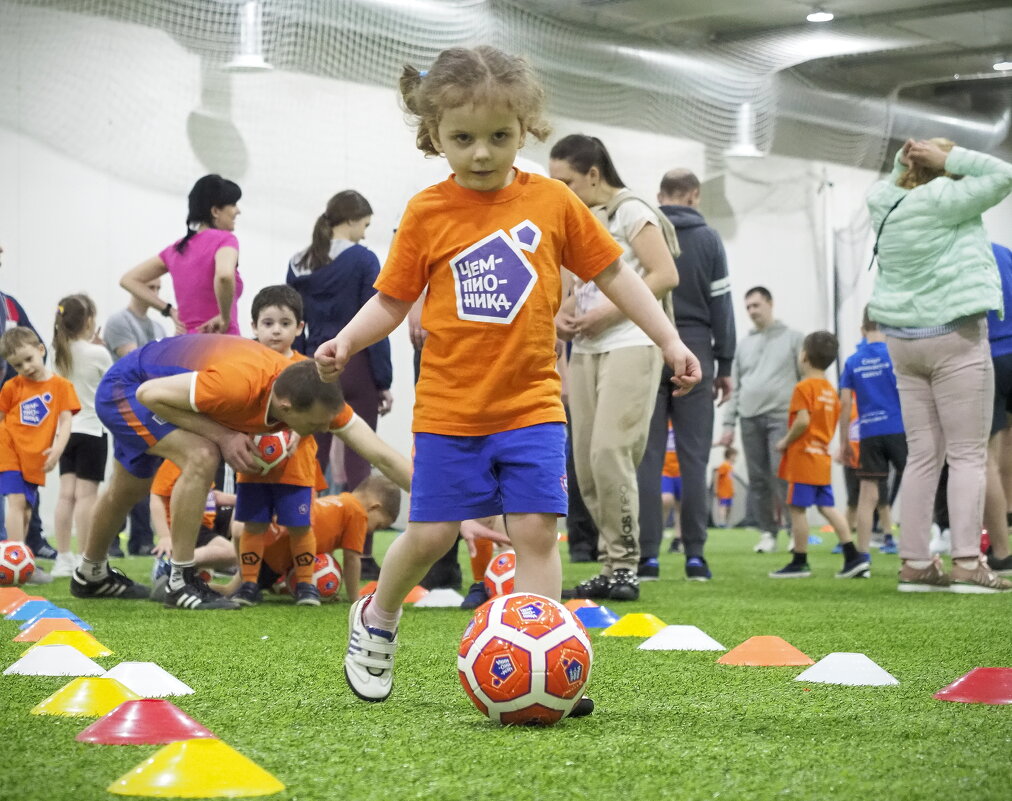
[413,588,465,608]
[4,644,106,676]
[103,662,195,697]
[794,652,899,686]
[638,625,726,652]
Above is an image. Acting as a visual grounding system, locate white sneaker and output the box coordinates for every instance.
[26,566,53,584]
[929,525,951,556]
[345,595,398,702]
[51,553,77,578]
[753,532,777,553]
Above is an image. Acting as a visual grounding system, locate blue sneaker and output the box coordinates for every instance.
[685,556,712,582]
[880,534,898,554]
[460,582,489,610]
[638,557,660,581]
[151,555,171,583]
[831,543,843,554]
[808,534,823,545]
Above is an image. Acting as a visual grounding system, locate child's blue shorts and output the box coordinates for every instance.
[235,483,313,527]
[718,497,732,507]
[661,475,682,500]
[0,471,39,507]
[95,353,177,479]
[787,482,834,509]
[410,422,568,522]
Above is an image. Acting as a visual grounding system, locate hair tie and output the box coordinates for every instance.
[419,69,428,78]
[57,305,64,315]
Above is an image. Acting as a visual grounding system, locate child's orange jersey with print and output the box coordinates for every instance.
[375,171,623,436]
[264,493,368,572]
[662,424,680,478]
[778,377,840,486]
[847,401,860,469]
[151,460,216,530]
[0,374,80,485]
[715,462,734,499]
[236,351,330,487]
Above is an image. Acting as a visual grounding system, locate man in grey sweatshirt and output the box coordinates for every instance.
[719,287,804,552]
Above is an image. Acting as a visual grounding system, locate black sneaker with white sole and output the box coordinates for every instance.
[231,581,262,607]
[294,582,321,607]
[561,574,612,600]
[71,567,151,600]
[568,696,594,718]
[164,570,239,610]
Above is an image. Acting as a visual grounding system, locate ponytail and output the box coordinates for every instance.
[297,191,374,272]
[53,294,96,376]
[549,134,626,189]
[176,174,242,253]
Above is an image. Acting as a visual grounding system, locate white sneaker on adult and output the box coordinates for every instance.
[51,553,77,578]
[929,525,951,556]
[345,595,398,702]
[753,532,777,553]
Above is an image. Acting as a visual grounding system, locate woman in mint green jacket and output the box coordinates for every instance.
[867,138,1012,593]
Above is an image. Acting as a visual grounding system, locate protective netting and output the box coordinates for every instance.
[1,0,920,197]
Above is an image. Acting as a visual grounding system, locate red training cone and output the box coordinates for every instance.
[77,699,216,745]
[934,668,1012,705]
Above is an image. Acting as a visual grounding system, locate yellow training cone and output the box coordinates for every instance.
[23,630,113,658]
[108,738,285,797]
[32,677,140,717]
[600,613,667,637]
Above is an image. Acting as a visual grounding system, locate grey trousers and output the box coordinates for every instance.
[739,413,789,534]
[637,331,715,560]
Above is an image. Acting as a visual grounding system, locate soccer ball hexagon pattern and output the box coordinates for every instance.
[252,430,294,474]
[483,550,516,598]
[0,542,36,586]
[285,553,342,599]
[458,593,592,725]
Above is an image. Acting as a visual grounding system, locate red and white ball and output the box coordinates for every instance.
[458,593,593,726]
[483,550,516,598]
[285,553,343,599]
[0,541,36,586]
[252,430,294,474]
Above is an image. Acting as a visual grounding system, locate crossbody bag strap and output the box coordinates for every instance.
[867,195,906,271]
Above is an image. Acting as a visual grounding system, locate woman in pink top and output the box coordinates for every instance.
[120,175,244,335]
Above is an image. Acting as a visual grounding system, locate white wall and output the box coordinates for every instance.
[3,4,1011,533]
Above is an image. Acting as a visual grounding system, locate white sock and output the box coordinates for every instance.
[80,557,109,581]
[169,560,194,591]
[906,559,933,569]
[363,597,401,632]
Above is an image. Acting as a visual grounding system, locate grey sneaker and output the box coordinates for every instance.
[950,556,1012,594]
[897,557,951,593]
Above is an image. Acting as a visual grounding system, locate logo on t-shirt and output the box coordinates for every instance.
[19,393,52,427]
[449,221,541,324]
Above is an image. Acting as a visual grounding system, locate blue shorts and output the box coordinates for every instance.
[661,475,682,500]
[95,354,177,479]
[718,497,732,508]
[410,422,567,522]
[0,472,39,507]
[787,482,834,509]
[235,483,312,527]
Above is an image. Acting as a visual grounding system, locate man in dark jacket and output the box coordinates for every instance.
[636,170,735,581]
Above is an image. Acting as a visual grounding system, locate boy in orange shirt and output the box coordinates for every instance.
[712,446,737,528]
[660,424,683,553]
[222,474,400,603]
[770,331,867,579]
[230,286,329,607]
[0,327,80,581]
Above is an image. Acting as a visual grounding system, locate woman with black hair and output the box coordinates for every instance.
[121,174,244,335]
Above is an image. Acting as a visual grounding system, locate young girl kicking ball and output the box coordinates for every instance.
[315,45,701,709]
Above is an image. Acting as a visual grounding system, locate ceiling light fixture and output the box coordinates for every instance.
[994,58,1012,72]
[806,9,834,23]
[224,0,273,72]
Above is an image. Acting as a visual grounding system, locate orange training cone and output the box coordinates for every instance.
[359,580,378,597]
[717,636,814,666]
[23,630,112,658]
[403,586,429,603]
[0,586,30,614]
[564,599,600,612]
[934,668,1012,704]
[108,738,285,797]
[31,677,140,717]
[13,617,86,642]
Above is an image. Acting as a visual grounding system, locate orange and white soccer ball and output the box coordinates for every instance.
[252,430,294,474]
[483,550,516,598]
[285,553,343,599]
[0,541,36,586]
[458,593,592,725]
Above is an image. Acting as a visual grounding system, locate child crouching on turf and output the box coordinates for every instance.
[771,331,868,579]
[221,474,401,602]
[232,286,325,606]
[315,45,700,711]
[0,326,80,583]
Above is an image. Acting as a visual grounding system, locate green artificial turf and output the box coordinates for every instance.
[2,529,1010,801]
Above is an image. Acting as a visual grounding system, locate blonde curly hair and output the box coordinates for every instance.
[897,137,956,189]
[399,46,551,157]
